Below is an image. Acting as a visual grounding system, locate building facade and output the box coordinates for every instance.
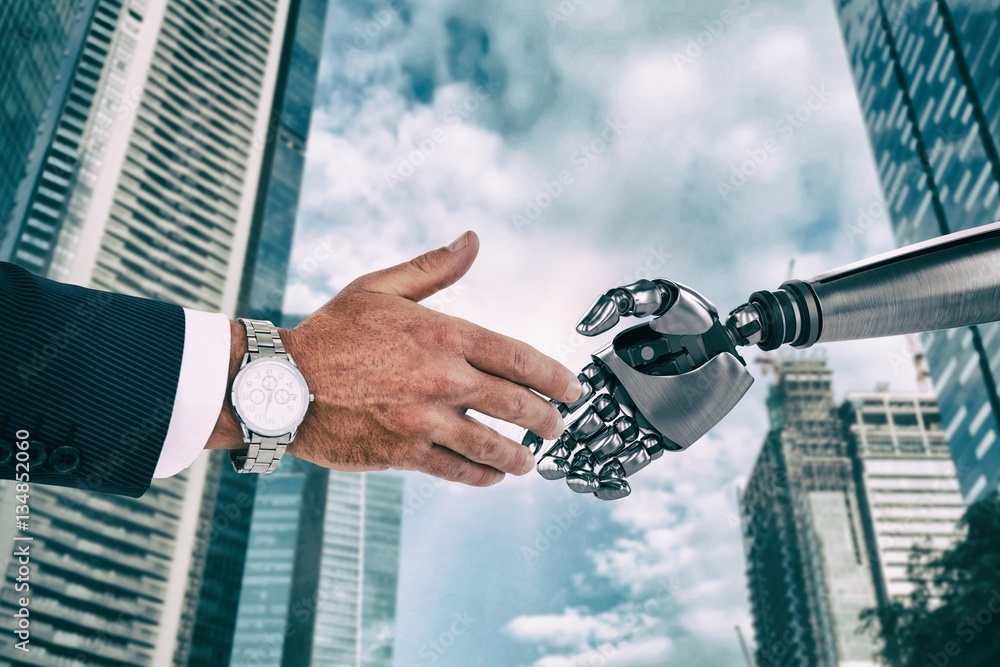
[0,0,94,246]
[841,392,966,604]
[740,356,965,667]
[0,0,325,664]
[834,0,1000,502]
[740,355,875,667]
[183,0,330,658]
[230,471,404,667]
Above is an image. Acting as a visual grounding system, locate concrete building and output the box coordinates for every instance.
[834,0,1000,502]
[740,354,877,667]
[841,392,966,605]
[0,0,325,664]
[741,356,966,667]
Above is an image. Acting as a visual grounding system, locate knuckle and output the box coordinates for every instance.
[541,404,562,435]
[509,388,531,420]
[427,370,463,398]
[477,426,504,461]
[409,253,436,277]
[469,466,498,487]
[428,320,462,352]
[405,411,435,438]
[510,345,532,379]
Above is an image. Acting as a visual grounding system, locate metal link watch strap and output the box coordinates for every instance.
[231,318,291,474]
[242,317,286,359]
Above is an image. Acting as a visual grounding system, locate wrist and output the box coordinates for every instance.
[205,320,248,449]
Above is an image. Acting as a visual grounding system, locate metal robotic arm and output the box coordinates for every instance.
[525,221,1000,500]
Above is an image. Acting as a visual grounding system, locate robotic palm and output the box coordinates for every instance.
[524,222,1000,500]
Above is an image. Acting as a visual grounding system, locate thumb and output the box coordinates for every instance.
[358,231,479,302]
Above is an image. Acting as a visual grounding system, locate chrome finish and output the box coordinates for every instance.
[575,279,675,336]
[566,470,600,493]
[531,277,753,501]
[805,222,1000,343]
[567,407,605,442]
[616,442,652,477]
[531,221,1000,501]
[595,344,752,449]
[647,282,717,336]
[230,319,309,474]
[726,302,763,347]
[536,457,570,480]
[594,478,630,501]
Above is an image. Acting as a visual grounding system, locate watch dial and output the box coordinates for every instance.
[234,359,309,435]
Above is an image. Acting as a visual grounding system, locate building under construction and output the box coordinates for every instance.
[739,354,963,667]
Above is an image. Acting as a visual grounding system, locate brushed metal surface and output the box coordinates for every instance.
[595,344,753,448]
[807,221,1000,342]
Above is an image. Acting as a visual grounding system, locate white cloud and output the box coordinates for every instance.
[293,0,923,665]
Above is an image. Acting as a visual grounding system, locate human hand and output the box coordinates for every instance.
[275,231,582,486]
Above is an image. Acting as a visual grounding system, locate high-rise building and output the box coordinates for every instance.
[182,0,330,657]
[740,356,965,667]
[0,0,95,244]
[230,471,404,667]
[740,355,875,667]
[228,458,330,667]
[841,392,965,606]
[0,0,326,664]
[834,0,1000,502]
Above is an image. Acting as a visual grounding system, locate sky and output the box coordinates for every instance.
[283,0,923,665]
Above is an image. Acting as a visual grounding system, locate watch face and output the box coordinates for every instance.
[232,357,310,437]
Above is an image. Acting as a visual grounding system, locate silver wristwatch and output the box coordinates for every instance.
[229,318,313,473]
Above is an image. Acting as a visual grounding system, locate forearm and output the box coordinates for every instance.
[205,320,248,450]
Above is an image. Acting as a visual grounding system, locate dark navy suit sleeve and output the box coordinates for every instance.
[0,262,186,497]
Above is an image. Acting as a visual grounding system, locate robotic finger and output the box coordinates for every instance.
[524,221,1000,500]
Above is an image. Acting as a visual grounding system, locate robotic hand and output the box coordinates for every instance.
[521,279,753,501]
[524,221,1000,501]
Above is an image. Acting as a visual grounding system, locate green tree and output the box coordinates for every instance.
[863,491,1000,666]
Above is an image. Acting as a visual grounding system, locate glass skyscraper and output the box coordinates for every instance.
[834,0,1000,502]
[0,0,94,250]
[0,0,327,664]
[230,471,404,667]
[185,0,330,659]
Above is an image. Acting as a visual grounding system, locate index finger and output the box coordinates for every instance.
[459,321,582,402]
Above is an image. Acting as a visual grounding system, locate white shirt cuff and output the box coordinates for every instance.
[153,308,232,478]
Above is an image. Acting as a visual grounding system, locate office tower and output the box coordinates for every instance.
[740,356,966,667]
[182,0,330,657]
[228,459,330,667]
[0,0,95,245]
[0,0,324,664]
[185,315,320,667]
[841,392,965,607]
[740,355,877,667]
[312,473,404,667]
[230,471,405,667]
[834,0,1000,502]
